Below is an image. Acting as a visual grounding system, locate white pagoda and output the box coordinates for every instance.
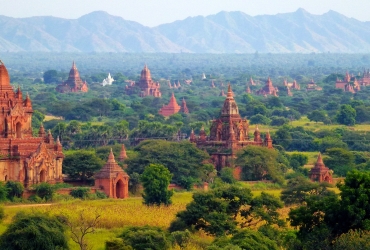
[101,73,115,86]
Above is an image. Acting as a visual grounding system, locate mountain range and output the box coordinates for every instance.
[1,9,370,53]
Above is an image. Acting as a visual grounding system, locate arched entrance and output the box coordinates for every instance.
[324,176,330,183]
[40,170,46,182]
[4,175,7,181]
[116,179,124,198]
[16,122,22,138]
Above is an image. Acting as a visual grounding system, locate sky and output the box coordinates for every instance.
[1,0,370,27]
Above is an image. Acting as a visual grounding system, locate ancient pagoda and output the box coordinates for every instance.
[256,77,278,96]
[180,98,189,114]
[158,93,181,117]
[0,60,64,187]
[56,61,88,93]
[335,72,360,93]
[95,149,129,198]
[126,64,161,97]
[309,153,333,183]
[118,144,128,162]
[190,84,273,171]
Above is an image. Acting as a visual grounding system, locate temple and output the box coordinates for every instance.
[95,149,129,198]
[0,61,64,187]
[101,73,115,86]
[56,61,88,93]
[158,93,181,117]
[284,79,300,90]
[256,77,278,96]
[118,144,128,162]
[126,65,161,97]
[335,72,361,93]
[180,98,189,114]
[190,84,273,171]
[306,79,322,91]
[309,153,333,183]
[359,69,370,85]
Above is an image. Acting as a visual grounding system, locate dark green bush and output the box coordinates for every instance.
[70,187,90,199]
[6,181,24,200]
[34,182,55,201]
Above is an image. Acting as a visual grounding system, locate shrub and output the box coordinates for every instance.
[118,225,171,250]
[95,190,108,199]
[35,182,55,201]
[28,195,43,203]
[6,181,24,200]
[70,187,90,199]
[105,239,133,250]
[0,182,8,201]
[0,212,68,250]
[220,167,236,184]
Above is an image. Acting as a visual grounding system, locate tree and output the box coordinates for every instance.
[281,176,333,206]
[220,167,236,184]
[0,182,8,201]
[35,182,55,201]
[0,212,68,250]
[126,140,209,189]
[235,146,284,184]
[289,153,308,169]
[324,148,355,176]
[140,164,173,206]
[63,150,105,182]
[43,70,59,84]
[5,181,24,200]
[307,110,327,123]
[169,185,284,236]
[115,226,171,250]
[64,209,101,250]
[249,114,271,125]
[336,104,356,126]
[273,125,292,150]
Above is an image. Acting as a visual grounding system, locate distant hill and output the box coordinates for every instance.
[1,9,370,53]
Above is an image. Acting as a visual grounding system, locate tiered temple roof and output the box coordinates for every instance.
[158,93,181,117]
[0,60,64,187]
[56,61,88,93]
[126,65,161,97]
[309,153,333,183]
[256,77,278,96]
[191,84,273,171]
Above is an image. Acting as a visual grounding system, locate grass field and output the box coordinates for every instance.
[1,189,285,250]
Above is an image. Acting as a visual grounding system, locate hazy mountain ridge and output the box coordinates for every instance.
[1,9,370,53]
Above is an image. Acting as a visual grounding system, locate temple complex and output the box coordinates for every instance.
[306,79,322,91]
[256,77,278,96]
[286,87,293,96]
[335,72,361,93]
[158,93,181,117]
[190,84,273,171]
[126,65,161,97]
[309,153,333,183]
[101,73,114,86]
[284,79,300,90]
[360,69,370,85]
[0,61,64,187]
[56,61,88,93]
[180,98,189,114]
[95,149,129,198]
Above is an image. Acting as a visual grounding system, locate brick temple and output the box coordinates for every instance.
[159,93,189,117]
[309,153,333,183]
[190,84,272,171]
[126,65,161,97]
[56,61,88,93]
[256,77,278,96]
[335,72,361,93]
[0,60,64,187]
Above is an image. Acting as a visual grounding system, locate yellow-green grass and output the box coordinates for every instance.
[291,116,370,132]
[44,115,63,122]
[286,151,319,165]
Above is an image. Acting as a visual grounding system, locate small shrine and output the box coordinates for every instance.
[95,149,129,199]
[309,153,333,183]
[180,98,189,114]
[126,65,161,97]
[118,144,128,162]
[56,61,88,93]
[101,73,115,86]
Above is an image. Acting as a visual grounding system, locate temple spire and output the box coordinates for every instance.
[118,144,128,161]
[108,148,116,164]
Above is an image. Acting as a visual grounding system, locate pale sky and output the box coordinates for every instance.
[1,0,370,27]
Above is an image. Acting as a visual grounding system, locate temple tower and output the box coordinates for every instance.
[56,61,88,93]
[158,93,181,117]
[180,98,189,114]
[95,149,129,198]
[309,153,333,183]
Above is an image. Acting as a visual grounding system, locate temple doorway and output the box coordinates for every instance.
[16,122,22,138]
[324,176,330,183]
[116,179,124,198]
[40,170,46,182]
[4,175,7,181]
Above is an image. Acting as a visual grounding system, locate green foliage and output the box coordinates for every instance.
[336,104,356,126]
[333,230,370,250]
[117,226,171,250]
[281,176,334,205]
[0,206,5,222]
[126,140,209,189]
[140,164,173,206]
[289,153,308,169]
[170,230,192,249]
[105,239,133,250]
[220,167,236,184]
[324,148,355,176]
[128,172,141,194]
[236,146,284,184]
[63,150,105,181]
[249,114,271,125]
[34,182,55,201]
[170,185,284,236]
[0,182,8,202]
[43,69,59,83]
[0,212,68,250]
[5,181,24,200]
[70,187,90,199]
[307,110,328,123]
